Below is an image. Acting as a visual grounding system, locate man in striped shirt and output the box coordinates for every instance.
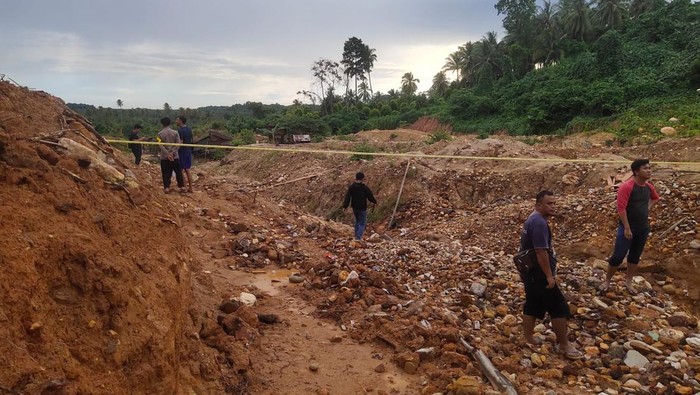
[600,159,660,294]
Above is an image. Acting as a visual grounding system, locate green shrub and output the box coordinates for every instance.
[350,143,378,161]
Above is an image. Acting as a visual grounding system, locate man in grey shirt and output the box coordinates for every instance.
[156,117,185,193]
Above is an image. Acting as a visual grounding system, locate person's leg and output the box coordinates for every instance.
[523,315,537,344]
[548,286,581,358]
[352,209,362,239]
[522,277,545,344]
[160,160,171,191]
[552,318,572,349]
[174,160,185,189]
[356,209,368,239]
[134,150,141,165]
[184,168,193,191]
[625,228,649,290]
[601,224,631,290]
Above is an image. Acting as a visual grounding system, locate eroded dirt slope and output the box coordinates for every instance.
[0,82,218,394]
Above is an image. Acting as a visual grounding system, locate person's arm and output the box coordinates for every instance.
[342,187,352,209]
[531,221,555,288]
[157,133,169,159]
[617,182,633,239]
[535,249,555,288]
[648,182,660,210]
[367,187,377,205]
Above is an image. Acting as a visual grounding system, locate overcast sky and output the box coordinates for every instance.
[0,0,503,108]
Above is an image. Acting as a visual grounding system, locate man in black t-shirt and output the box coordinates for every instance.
[342,172,377,240]
[128,124,146,165]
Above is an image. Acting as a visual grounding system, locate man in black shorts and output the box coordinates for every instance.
[520,190,583,360]
[600,159,659,294]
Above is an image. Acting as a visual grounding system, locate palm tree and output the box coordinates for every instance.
[116,99,123,109]
[400,72,420,96]
[457,42,478,86]
[629,0,660,18]
[594,0,627,29]
[361,46,378,93]
[358,81,372,102]
[442,52,464,84]
[533,0,564,66]
[557,0,593,41]
[472,32,506,84]
[429,71,449,99]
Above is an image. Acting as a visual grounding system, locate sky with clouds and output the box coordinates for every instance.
[0,0,504,108]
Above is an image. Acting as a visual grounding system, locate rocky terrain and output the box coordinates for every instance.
[1,80,699,394]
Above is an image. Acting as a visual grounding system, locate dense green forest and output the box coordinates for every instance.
[70,0,699,143]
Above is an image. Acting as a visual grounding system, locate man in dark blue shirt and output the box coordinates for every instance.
[176,116,194,192]
[519,190,582,360]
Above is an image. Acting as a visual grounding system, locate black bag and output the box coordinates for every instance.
[513,249,537,275]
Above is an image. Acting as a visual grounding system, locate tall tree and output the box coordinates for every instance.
[360,45,378,93]
[495,0,537,76]
[473,32,506,84]
[629,0,661,18]
[116,99,123,109]
[341,37,367,97]
[429,71,449,99]
[358,81,372,102]
[533,0,564,66]
[557,0,593,41]
[163,102,171,112]
[310,59,343,114]
[594,0,628,29]
[443,52,465,84]
[400,72,420,96]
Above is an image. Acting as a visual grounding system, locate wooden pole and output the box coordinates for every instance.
[459,337,518,395]
[388,160,410,230]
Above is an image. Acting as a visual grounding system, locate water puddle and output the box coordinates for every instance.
[231,268,298,296]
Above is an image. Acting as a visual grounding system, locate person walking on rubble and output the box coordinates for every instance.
[128,124,147,165]
[600,159,659,294]
[175,116,194,193]
[342,172,377,240]
[156,117,185,194]
[519,190,583,360]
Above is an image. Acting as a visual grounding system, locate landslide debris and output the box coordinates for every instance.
[205,127,700,393]
[0,81,223,394]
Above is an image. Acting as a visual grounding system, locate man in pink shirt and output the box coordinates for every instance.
[600,159,660,293]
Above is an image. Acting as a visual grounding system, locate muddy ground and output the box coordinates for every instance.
[1,81,699,394]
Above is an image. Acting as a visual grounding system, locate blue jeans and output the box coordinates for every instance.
[608,224,649,267]
[353,209,368,240]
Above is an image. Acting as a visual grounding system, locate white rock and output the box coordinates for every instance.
[624,350,650,369]
[686,337,700,350]
[689,239,700,249]
[239,292,257,306]
[470,282,486,297]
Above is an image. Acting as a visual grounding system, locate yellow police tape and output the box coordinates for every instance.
[106,139,700,168]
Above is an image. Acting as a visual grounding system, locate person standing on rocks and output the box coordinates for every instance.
[600,159,659,294]
[520,190,583,360]
[128,124,147,165]
[175,116,194,193]
[156,117,185,194]
[342,172,377,240]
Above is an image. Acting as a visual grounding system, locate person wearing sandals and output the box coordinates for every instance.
[600,159,659,294]
[520,190,583,360]
[175,116,194,193]
[156,117,185,194]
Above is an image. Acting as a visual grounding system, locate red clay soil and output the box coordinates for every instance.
[0,82,218,394]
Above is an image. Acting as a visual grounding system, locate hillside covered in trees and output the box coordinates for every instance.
[71,0,699,142]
